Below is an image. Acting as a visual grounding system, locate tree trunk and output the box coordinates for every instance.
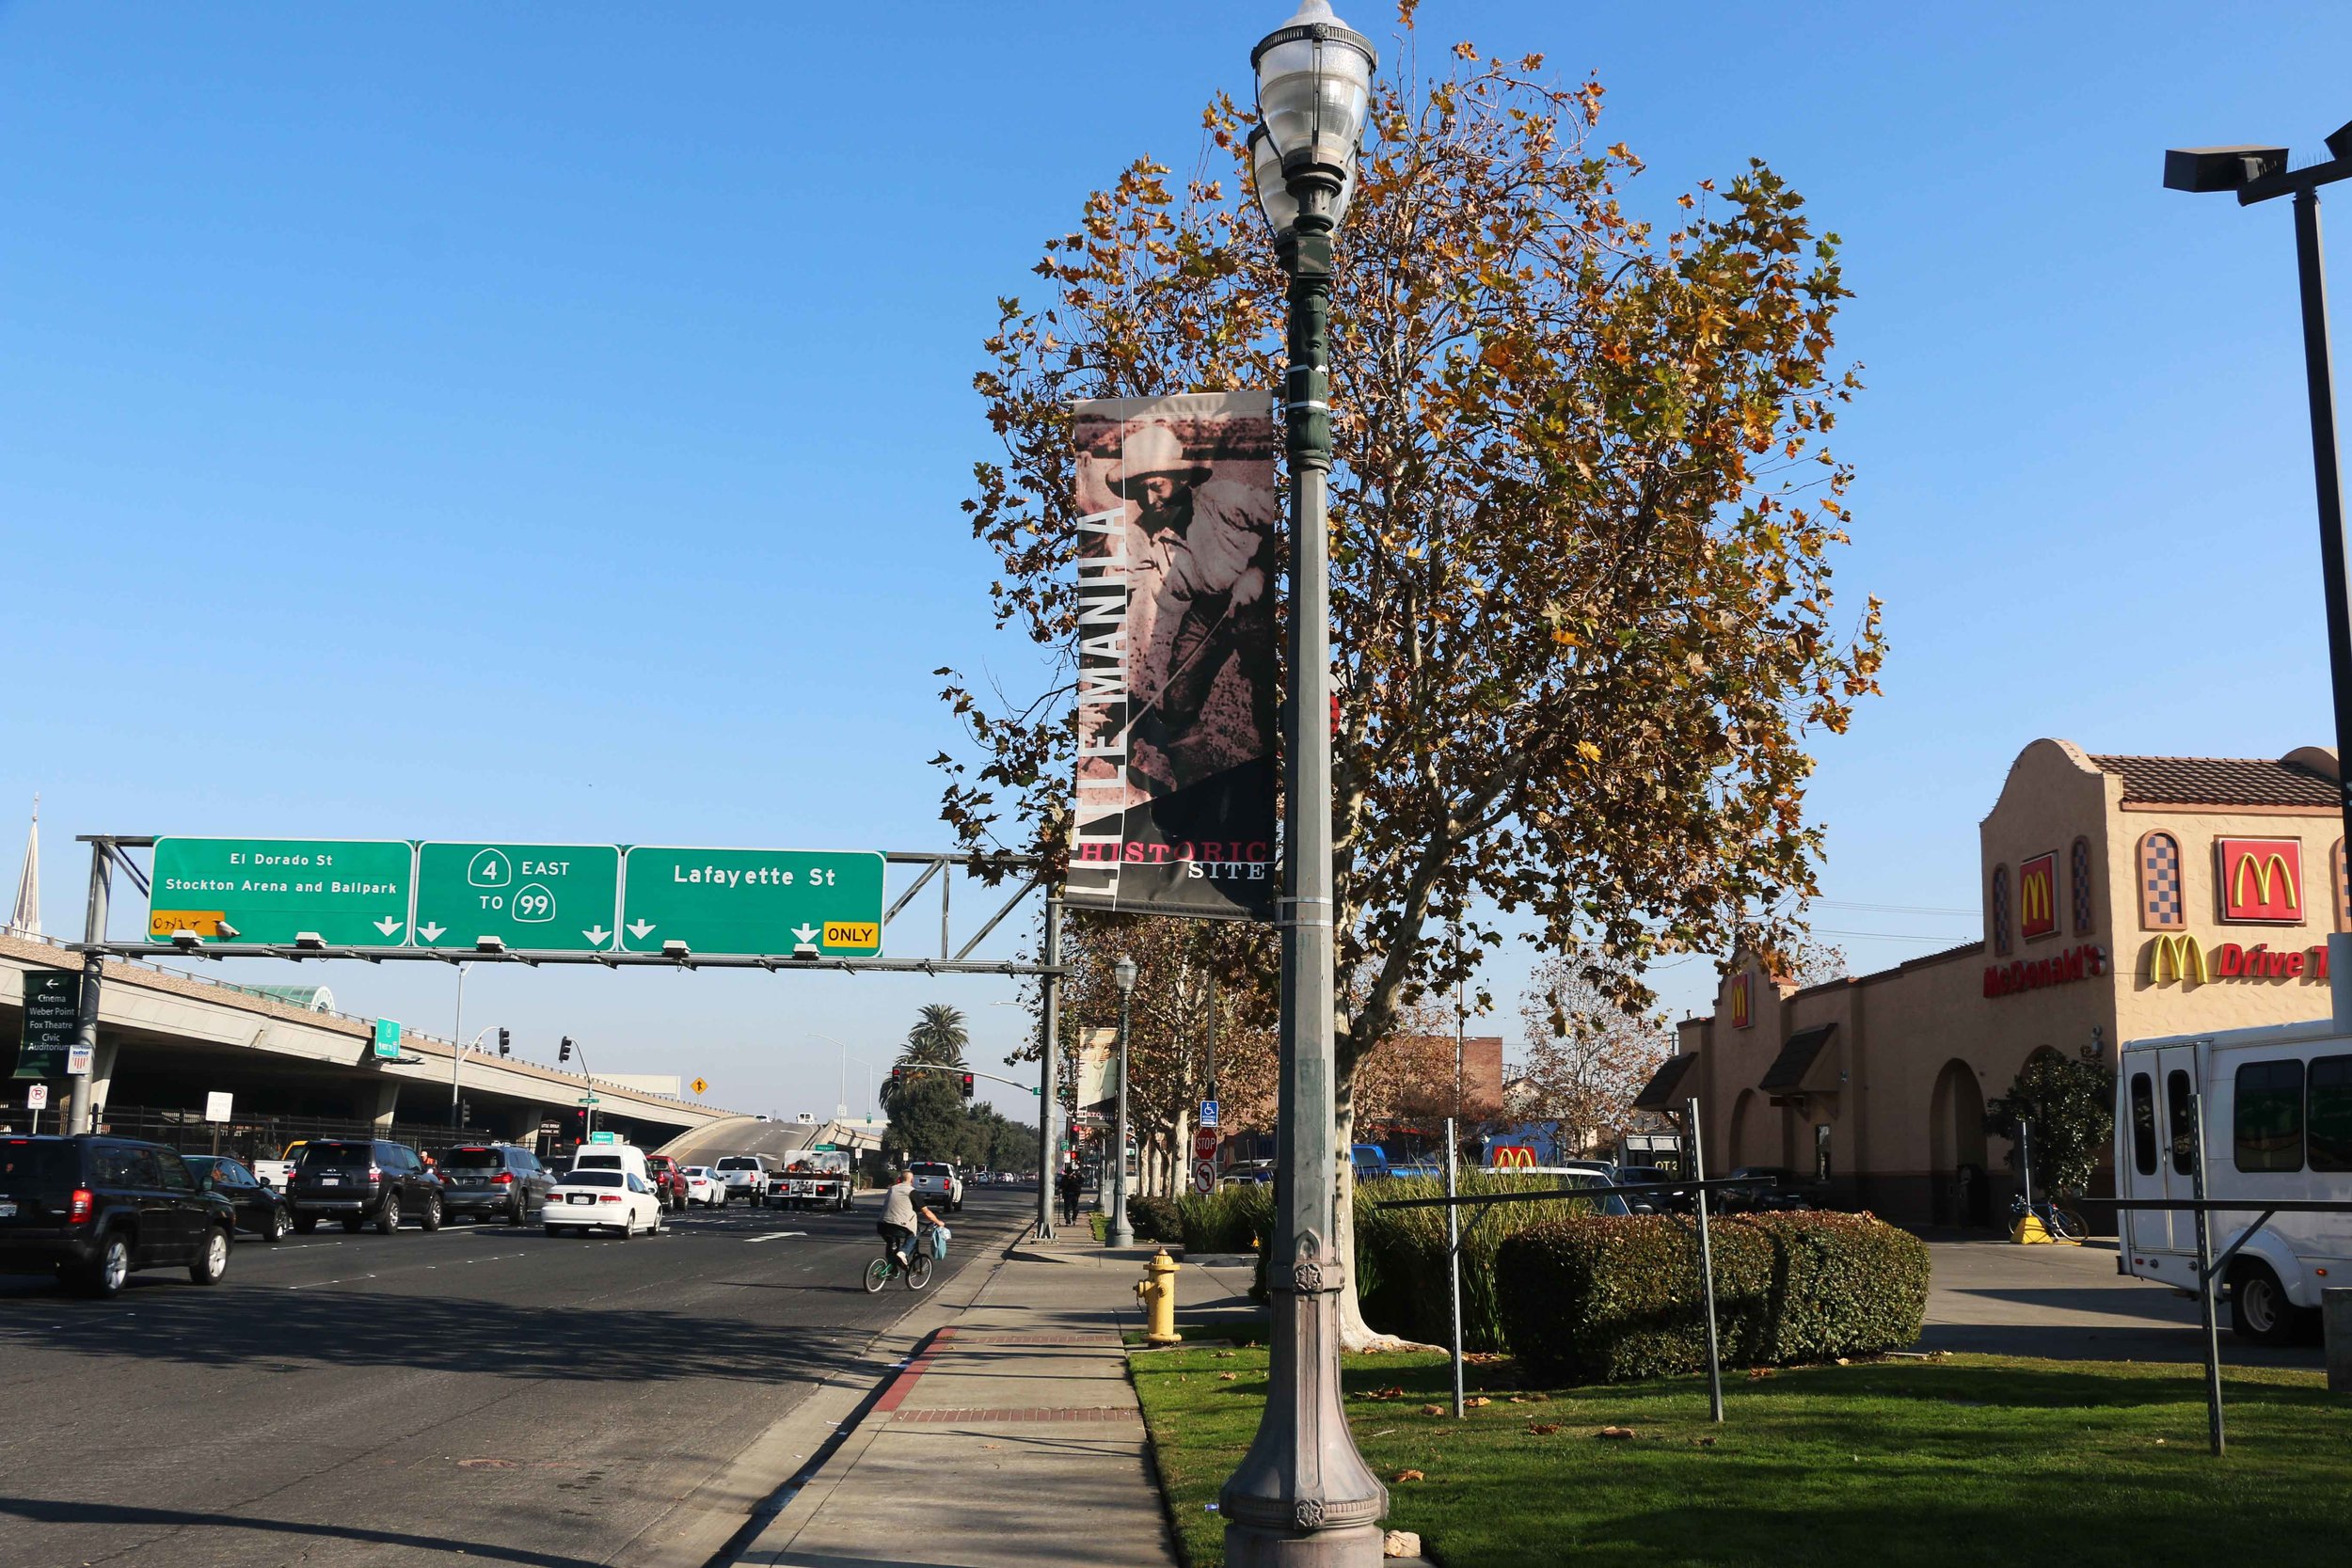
[1332,1073,1439,1353]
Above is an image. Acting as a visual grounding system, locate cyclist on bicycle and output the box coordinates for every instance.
[878,1165,942,1269]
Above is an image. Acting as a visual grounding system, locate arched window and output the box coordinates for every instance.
[2137,831,2184,931]
[2071,836,2096,936]
[1991,864,2012,957]
[2336,838,2348,933]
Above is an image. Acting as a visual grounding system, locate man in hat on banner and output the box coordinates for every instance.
[1106,420,1277,792]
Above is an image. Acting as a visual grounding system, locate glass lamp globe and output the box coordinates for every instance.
[1251,0,1375,181]
[1114,955,1138,993]
[1250,121,1357,238]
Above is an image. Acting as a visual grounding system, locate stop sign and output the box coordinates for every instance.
[1194,1128,1219,1161]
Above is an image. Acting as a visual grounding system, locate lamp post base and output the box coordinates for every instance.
[1225,1522,1384,1568]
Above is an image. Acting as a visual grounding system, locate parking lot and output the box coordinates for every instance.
[1918,1234,2328,1368]
[0,1186,1032,1568]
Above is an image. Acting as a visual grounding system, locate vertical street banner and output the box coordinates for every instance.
[1066,392,1278,919]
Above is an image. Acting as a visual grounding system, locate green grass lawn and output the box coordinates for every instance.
[1133,1345,2348,1567]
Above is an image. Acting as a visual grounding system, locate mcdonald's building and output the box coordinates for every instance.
[1651,739,2348,1228]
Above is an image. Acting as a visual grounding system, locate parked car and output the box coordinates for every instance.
[542,1168,664,1238]
[1614,1164,1692,1213]
[1,1133,236,1297]
[909,1160,964,1213]
[680,1165,723,1207]
[713,1155,770,1204]
[286,1139,444,1234]
[182,1154,293,1241]
[643,1153,690,1212]
[1720,1166,1818,1213]
[434,1143,556,1225]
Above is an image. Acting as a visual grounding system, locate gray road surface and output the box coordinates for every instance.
[0,1186,1032,1568]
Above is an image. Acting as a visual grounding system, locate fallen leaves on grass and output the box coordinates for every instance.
[1214,1351,1236,1359]
[1420,1403,1445,1416]
[1747,1368,1777,1380]
[1217,1372,1239,1382]
[1464,1396,1491,1408]
[1394,1470,1425,1483]
[1362,1386,1406,1402]
[1597,1426,1637,1440]
[1528,1423,1562,1435]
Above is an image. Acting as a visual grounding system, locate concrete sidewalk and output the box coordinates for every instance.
[735,1226,1181,1568]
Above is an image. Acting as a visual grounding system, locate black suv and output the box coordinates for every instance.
[434,1142,555,1225]
[0,1134,237,1297]
[286,1139,443,1234]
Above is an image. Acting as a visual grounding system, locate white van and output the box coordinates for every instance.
[2115,1019,2352,1343]
[570,1141,649,1184]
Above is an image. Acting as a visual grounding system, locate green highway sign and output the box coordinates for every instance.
[588,1129,616,1143]
[413,842,621,952]
[578,1095,602,1106]
[618,847,885,958]
[15,970,80,1080]
[151,837,413,947]
[373,1018,401,1060]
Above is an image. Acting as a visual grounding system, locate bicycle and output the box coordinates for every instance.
[863,1227,938,1293]
[2010,1192,2088,1241]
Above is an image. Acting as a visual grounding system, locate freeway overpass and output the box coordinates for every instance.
[1,929,740,1149]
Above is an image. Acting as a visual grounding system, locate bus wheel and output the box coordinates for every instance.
[2230,1260,2296,1346]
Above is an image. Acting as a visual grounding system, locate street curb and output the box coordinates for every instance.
[609,1215,1014,1568]
[715,1244,1011,1566]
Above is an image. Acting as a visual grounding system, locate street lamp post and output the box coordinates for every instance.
[2166,124,2352,1017]
[1222,5,1386,1563]
[1110,953,1136,1247]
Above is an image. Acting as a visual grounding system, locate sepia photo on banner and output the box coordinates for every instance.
[1066,392,1278,920]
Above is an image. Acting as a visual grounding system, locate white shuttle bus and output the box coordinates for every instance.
[2115,1018,2352,1343]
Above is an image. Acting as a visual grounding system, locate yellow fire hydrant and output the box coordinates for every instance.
[1136,1248,1181,1346]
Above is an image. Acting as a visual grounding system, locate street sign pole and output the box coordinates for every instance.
[67,842,111,1136]
[1037,895,1062,1240]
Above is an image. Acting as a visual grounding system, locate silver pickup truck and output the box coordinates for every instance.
[909,1160,963,1213]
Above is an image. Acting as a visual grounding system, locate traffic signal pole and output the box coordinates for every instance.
[1038,895,1062,1238]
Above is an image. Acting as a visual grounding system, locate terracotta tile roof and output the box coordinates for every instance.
[1631,1053,1699,1112]
[1758,1022,1837,1094]
[2087,753,2337,808]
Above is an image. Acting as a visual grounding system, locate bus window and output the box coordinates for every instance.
[2167,1069,2197,1177]
[2233,1060,2304,1172]
[2130,1073,2157,1176]
[2309,1055,2352,1172]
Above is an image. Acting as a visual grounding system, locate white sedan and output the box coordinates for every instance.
[542,1169,665,1238]
[680,1166,724,1208]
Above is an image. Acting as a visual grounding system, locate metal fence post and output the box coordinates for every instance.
[2188,1088,2227,1455]
[1445,1116,1464,1419]
[1686,1096,1724,1424]
[1037,896,1062,1239]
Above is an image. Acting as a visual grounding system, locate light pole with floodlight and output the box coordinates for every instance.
[2165,123,2352,999]
[1110,953,1137,1246]
[1220,4,1386,1563]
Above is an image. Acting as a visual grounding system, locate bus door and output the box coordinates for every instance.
[2150,1043,2206,1256]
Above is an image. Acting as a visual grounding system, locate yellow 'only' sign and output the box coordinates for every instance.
[824,921,880,947]
[151,910,230,937]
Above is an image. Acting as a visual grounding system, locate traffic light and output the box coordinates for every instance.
[559,1037,573,1063]
[497,1028,511,1058]
[960,1072,974,1099]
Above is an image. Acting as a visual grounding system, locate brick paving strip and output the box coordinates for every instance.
[892,1405,1141,1424]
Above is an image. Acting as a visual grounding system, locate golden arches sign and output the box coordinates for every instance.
[2147,933,2209,986]
[1488,1144,1538,1169]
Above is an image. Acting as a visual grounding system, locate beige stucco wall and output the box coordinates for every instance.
[1669,738,2345,1227]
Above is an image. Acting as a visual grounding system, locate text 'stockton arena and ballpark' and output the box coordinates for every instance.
[1641,739,2350,1227]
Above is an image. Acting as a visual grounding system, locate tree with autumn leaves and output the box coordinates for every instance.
[938,14,1883,1345]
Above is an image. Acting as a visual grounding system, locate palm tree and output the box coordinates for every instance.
[901,1004,969,1068]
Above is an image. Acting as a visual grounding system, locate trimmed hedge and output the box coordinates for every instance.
[1128,1195,1184,1244]
[1494,1212,1929,1384]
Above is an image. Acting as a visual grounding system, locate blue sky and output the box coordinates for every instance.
[6,2,2351,1114]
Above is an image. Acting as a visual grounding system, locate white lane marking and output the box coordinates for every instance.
[744,1231,808,1243]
